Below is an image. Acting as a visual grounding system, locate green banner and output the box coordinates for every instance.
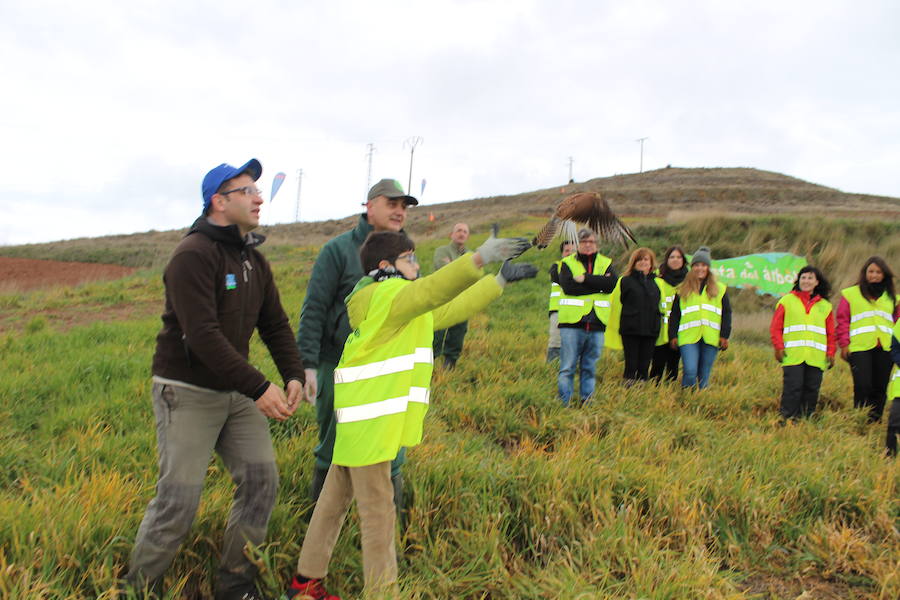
[703,252,807,297]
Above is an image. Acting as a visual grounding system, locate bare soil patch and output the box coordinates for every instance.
[0,256,135,292]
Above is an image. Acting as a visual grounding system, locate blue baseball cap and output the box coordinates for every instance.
[201,158,262,211]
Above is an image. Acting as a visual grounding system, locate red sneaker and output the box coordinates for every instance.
[285,576,340,600]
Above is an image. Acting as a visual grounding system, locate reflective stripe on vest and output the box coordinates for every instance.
[557,253,613,325]
[559,298,586,306]
[335,386,430,423]
[783,324,827,335]
[841,286,896,352]
[678,319,721,332]
[334,347,433,384]
[676,283,727,346]
[784,339,827,351]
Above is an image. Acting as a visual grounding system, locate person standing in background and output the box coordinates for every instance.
[770,266,836,421]
[432,222,471,369]
[556,229,618,405]
[668,246,731,389]
[650,246,687,382]
[617,247,662,383]
[835,256,899,423]
[546,240,575,362]
[885,320,900,457]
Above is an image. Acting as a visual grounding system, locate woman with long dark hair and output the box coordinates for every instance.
[836,256,899,422]
[770,266,836,421]
[650,246,688,381]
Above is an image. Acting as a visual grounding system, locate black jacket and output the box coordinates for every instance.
[558,252,618,330]
[152,217,305,398]
[619,271,662,337]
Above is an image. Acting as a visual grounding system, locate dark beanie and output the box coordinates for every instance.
[692,246,712,266]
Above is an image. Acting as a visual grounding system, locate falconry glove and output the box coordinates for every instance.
[496,260,539,286]
[477,235,532,264]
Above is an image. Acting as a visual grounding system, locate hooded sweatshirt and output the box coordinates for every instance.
[152,216,304,398]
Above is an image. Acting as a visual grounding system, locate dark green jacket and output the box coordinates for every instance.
[296,214,373,368]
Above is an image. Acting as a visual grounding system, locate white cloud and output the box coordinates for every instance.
[1,0,898,245]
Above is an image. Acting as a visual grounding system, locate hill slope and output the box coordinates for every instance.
[1,167,898,269]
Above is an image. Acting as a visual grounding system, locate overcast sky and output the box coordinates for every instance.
[2,0,898,246]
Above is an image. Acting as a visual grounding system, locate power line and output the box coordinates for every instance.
[635,137,649,173]
[365,143,376,199]
[404,136,423,194]
[294,169,303,222]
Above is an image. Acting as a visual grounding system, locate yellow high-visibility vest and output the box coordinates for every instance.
[332,278,433,467]
[548,260,563,312]
[841,285,896,352]
[777,293,832,371]
[676,283,727,347]
[655,277,678,346]
[557,253,613,325]
[888,320,899,400]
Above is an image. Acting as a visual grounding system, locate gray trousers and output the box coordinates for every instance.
[125,382,279,595]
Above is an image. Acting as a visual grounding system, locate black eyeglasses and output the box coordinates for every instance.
[221,186,262,197]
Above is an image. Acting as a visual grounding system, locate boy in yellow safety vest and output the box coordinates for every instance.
[285,231,537,600]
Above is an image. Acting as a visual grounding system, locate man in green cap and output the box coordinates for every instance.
[296,178,417,506]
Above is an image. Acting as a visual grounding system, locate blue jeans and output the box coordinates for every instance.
[558,327,604,405]
[680,342,718,389]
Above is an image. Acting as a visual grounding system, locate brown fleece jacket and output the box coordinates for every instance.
[152,217,304,398]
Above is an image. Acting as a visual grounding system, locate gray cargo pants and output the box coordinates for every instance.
[124,381,279,596]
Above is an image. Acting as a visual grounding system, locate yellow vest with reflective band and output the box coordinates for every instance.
[655,277,678,346]
[889,320,900,400]
[332,278,433,467]
[676,283,727,346]
[777,293,832,371]
[841,285,896,352]
[548,260,563,312]
[557,253,613,325]
[603,278,623,351]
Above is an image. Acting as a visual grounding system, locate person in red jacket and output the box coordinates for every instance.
[770,266,836,421]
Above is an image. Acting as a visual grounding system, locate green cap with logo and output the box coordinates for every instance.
[367,178,418,205]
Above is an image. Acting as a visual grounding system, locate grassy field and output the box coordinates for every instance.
[0,214,898,599]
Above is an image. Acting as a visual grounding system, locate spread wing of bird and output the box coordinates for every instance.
[532,192,636,249]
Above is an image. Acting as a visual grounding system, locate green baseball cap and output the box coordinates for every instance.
[367,178,418,205]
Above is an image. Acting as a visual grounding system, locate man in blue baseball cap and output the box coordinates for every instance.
[121,159,307,600]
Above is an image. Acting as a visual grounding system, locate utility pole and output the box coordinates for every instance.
[294,168,303,222]
[567,156,574,182]
[404,136,423,194]
[365,143,376,197]
[636,137,649,173]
